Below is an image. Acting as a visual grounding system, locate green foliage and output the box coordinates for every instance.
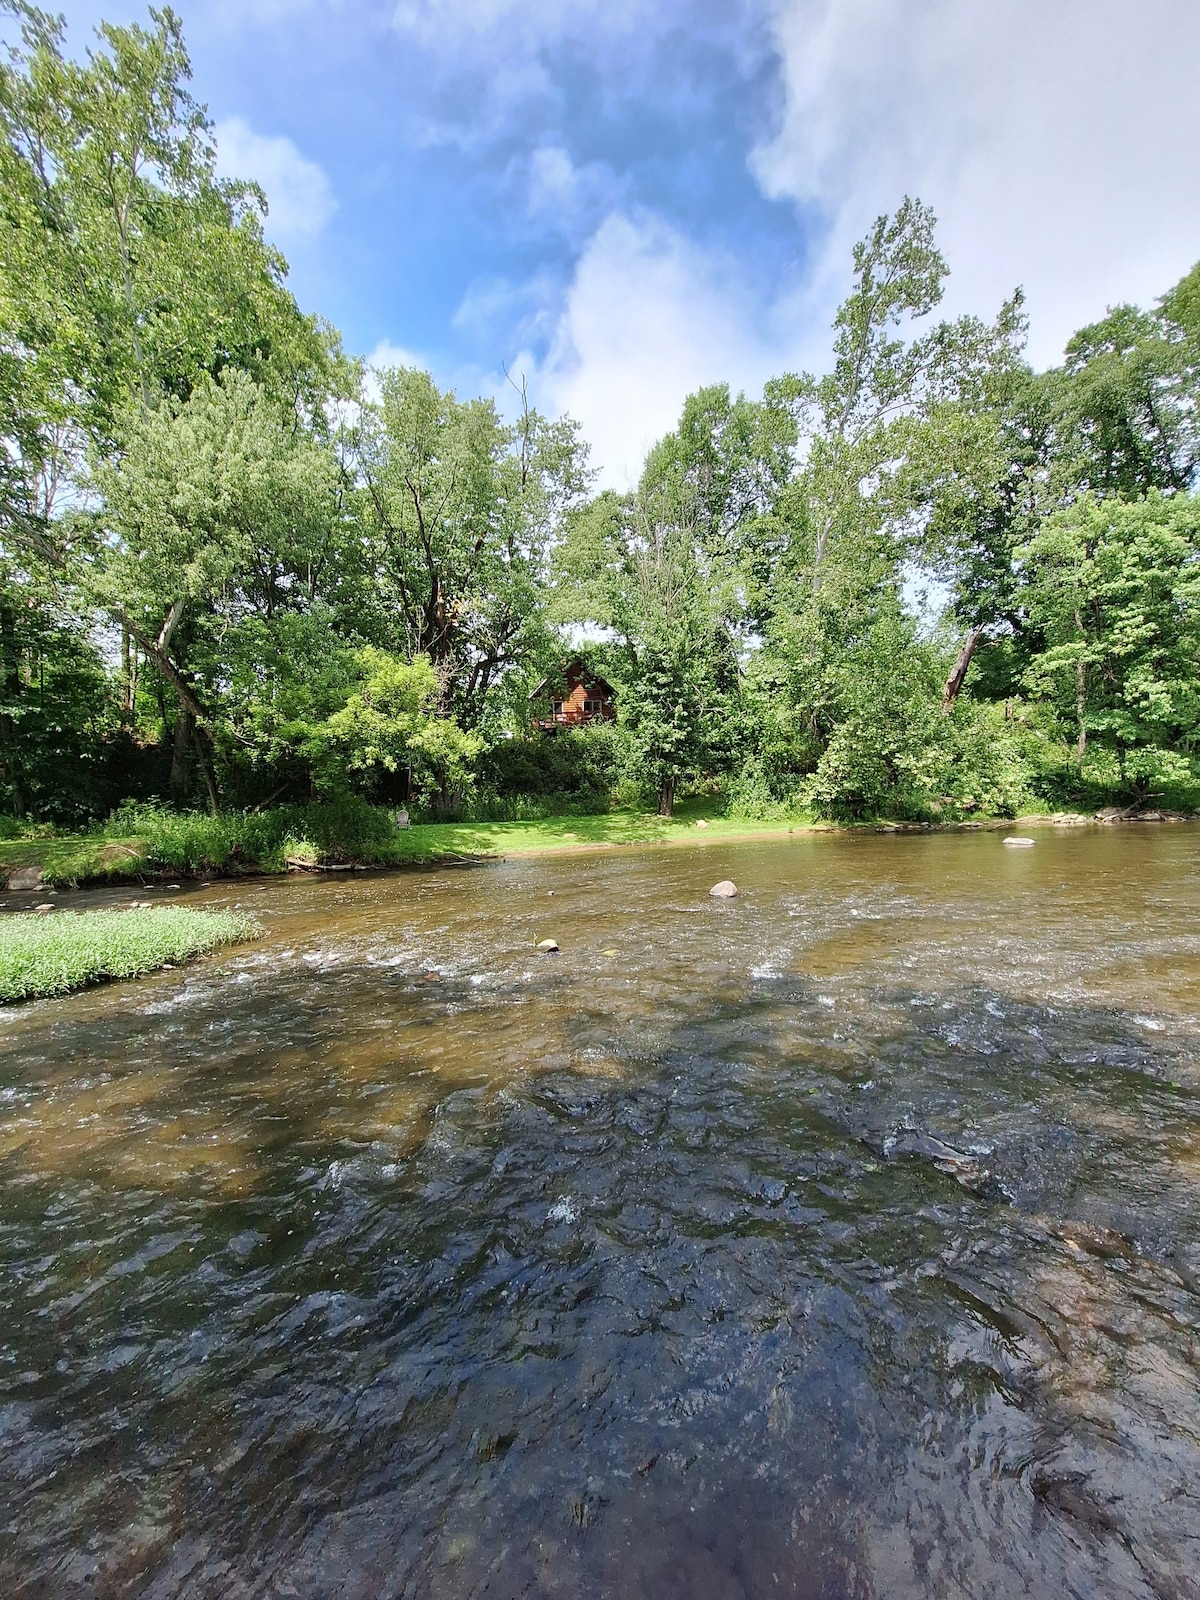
[475,722,624,817]
[554,427,747,815]
[361,366,589,728]
[0,572,121,821]
[2,8,1199,843]
[0,1,338,564]
[751,599,1029,822]
[314,649,483,804]
[1020,493,1200,793]
[0,905,259,1002]
[100,795,405,872]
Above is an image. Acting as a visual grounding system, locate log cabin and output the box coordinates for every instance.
[528,657,617,730]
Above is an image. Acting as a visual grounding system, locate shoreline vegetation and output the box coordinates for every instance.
[0,907,260,1003]
[2,799,1192,894]
[3,13,1199,896]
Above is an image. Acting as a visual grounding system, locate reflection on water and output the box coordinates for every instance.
[2,828,1199,1597]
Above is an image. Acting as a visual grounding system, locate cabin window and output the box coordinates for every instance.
[552,700,565,715]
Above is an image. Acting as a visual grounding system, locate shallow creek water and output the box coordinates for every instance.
[2,827,1200,1598]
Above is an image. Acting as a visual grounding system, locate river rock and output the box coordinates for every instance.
[34,903,55,914]
[536,938,560,953]
[7,866,42,892]
[709,880,739,898]
[1003,837,1035,849]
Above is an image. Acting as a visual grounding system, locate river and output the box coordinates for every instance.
[1,826,1199,1598]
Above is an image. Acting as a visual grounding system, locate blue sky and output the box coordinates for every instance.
[34,0,1200,483]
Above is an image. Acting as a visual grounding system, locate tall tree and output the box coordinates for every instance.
[360,367,589,728]
[89,369,346,808]
[756,201,1026,774]
[0,0,340,562]
[1020,492,1200,789]
[555,487,740,817]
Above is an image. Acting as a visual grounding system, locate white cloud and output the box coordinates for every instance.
[215,116,337,242]
[754,0,1200,366]
[367,338,425,371]
[372,0,1200,485]
[528,211,792,489]
[387,0,748,149]
[390,0,645,51]
[362,338,427,403]
[524,145,620,234]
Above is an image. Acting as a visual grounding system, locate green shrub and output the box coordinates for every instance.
[101,795,404,871]
[468,723,625,818]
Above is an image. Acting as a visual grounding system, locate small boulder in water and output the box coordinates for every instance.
[536,938,560,953]
[34,902,55,914]
[709,880,738,898]
[1003,837,1035,849]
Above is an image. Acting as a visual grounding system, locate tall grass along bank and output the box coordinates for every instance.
[0,907,260,1003]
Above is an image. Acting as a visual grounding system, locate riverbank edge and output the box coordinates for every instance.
[3,806,1187,893]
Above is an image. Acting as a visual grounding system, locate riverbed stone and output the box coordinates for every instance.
[1003,837,1035,848]
[7,866,42,891]
[536,938,560,953]
[34,903,55,914]
[709,880,739,898]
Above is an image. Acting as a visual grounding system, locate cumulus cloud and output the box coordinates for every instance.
[303,0,1200,484]
[388,0,767,148]
[215,116,337,241]
[754,0,1200,366]
[523,145,621,236]
[508,0,1200,481]
[527,211,792,489]
[362,338,429,403]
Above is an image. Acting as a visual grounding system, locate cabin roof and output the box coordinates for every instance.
[527,656,615,701]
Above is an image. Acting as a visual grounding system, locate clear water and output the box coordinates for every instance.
[2,826,1198,1597]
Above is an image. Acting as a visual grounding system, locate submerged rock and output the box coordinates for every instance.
[536,938,560,953]
[1003,837,1035,849]
[709,880,739,898]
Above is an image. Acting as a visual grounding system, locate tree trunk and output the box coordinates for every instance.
[941,626,984,711]
[170,701,194,803]
[121,625,137,725]
[658,775,675,817]
[0,600,24,816]
[194,725,220,817]
[1074,612,1087,763]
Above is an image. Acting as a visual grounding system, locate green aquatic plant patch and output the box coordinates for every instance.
[0,907,261,1003]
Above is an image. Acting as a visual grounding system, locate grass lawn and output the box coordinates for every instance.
[0,907,261,1003]
[387,800,821,862]
[0,834,154,885]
